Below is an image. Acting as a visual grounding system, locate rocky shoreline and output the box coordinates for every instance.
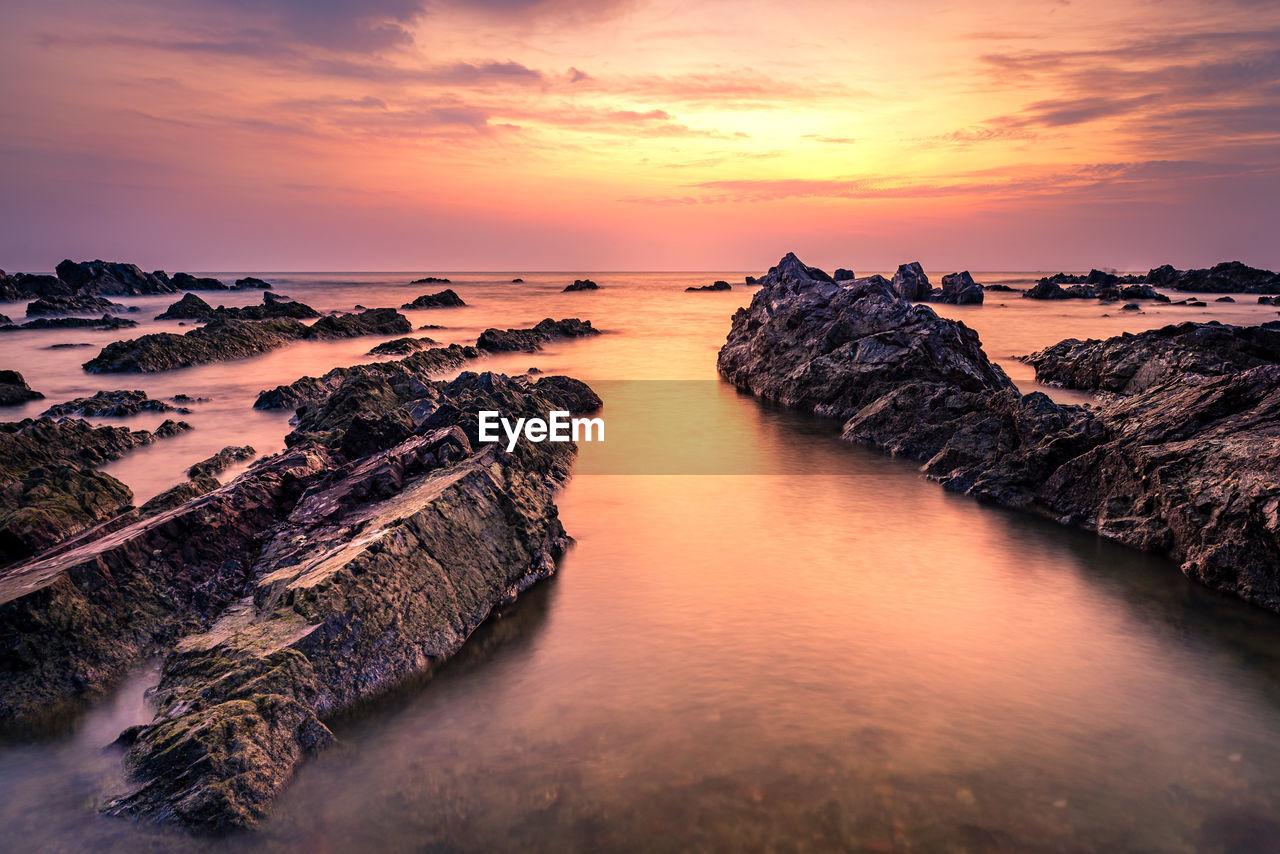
[719,253,1280,613]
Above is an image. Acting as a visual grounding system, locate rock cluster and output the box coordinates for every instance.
[719,252,1280,614]
[0,314,139,333]
[401,289,465,309]
[366,336,438,356]
[410,276,451,284]
[686,281,732,292]
[42,390,190,418]
[55,260,176,296]
[563,279,599,292]
[26,295,129,316]
[476,317,599,352]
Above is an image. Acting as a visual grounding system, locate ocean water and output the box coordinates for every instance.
[1,272,1279,853]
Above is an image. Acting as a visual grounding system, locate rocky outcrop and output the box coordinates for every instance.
[0,371,42,407]
[686,281,732,292]
[1025,275,1169,302]
[55,260,176,296]
[476,318,600,352]
[563,279,599,292]
[0,315,138,333]
[1164,261,1280,293]
[187,445,256,479]
[234,277,272,289]
[83,310,410,373]
[26,295,128,316]
[410,276,451,284]
[718,252,1280,614]
[833,268,855,281]
[171,273,229,291]
[42,390,190,418]
[213,295,320,321]
[156,293,215,320]
[891,262,930,301]
[1020,321,1280,395]
[402,289,465,309]
[367,336,438,356]
[937,271,984,304]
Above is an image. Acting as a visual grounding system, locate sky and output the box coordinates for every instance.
[1,0,1279,273]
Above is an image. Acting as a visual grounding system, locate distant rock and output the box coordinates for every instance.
[55,260,176,296]
[0,314,139,333]
[26,295,128,316]
[984,284,1019,292]
[42,390,189,418]
[511,278,524,283]
[833,268,855,281]
[155,293,215,320]
[1216,296,1236,303]
[401,289,465,309]
[1121,303,1141,311]
[366,336,438,356]
[410,276,451,284]
[45,343,93,350]
[563,279,599,292]
[937,271,984,304]
[171,272,229,291]
[891,261,931,301]
[0,371,43,407]
[1120,284,1168,301]
[213,294,320,321]
[756,253,834,287]
[1167,261,1280,294]
[477,318,600,352]
[686,281,732,292]
[234,276,272,289]
[744,276,758,284]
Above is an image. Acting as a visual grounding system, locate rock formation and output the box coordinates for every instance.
[367,336,438,356]
[42,390,190,418]
[401,289,466,309]
[891,262,930,301]
[234,277,272,289]
[686,281,732,292]
[563,279,599,292]
[171,272,229,291]
[55,260,177,296]
[26,295,128,316]
[476,318,599,352]
[0,371,42,407]
[937,271,985,304]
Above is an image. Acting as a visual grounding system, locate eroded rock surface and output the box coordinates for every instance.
[42,390,190,418]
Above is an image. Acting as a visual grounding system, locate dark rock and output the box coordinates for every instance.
[42,390,189,418]
[187,445,255,479]
[1216,296,1236,303]
[409,276,451,284]
[1169,261,1280,293]
[476,318,600,352]
[45,343,93,350]
[155,293,214,321]
[984,283,1018,292]
[170,394,209,404]
[366,337,438,356]
[1121,303,1141,311]
[1145,264,1181,287]
[563,279,599,292]
[744,276,758,284]
[686,281,732,292]
[1260,296,1279,306]
[891,262,931,301]
[937,271,984,304]
[833,268,855,281]
[306,308,410,339]
[401,289,465,309]
[756,252,834,287]
[234,277,272,289]
[171,272,229,291]
[511,278,524,283]
[1120,284,1166,301]
[55,260,176,296]
[0,371,43,407]
[26,295,127,316]
[0,315,138,333]
[212,294,320,321]
[138,475,220,517]
[0,314,8,325]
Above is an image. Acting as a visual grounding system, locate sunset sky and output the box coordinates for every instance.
[2,0,1278,272]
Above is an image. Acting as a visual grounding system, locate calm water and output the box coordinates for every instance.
[1,272,1279,853]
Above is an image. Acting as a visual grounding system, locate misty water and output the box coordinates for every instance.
[2,273,1280,853]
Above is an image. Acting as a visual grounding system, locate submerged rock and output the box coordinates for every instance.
[0,315,139,333]
[686,281,732,292]
[718,251,1280,615]
[401,289,465,309]
[476,318,599,352]
[0,371,43,407]
[42,390,190,418]
[366,336,438,356]
[563,279,599,292]
[410,276,451,284]
[26,295,128,316]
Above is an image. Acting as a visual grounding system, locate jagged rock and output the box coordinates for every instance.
[756,252,834,287]
[833,268,855,281]
[409,276,451,284]
[401,289,465,309]
[1169,261,1280,293]
[1120,284,1168,301]
[0,371,42,407]
[366,336,438,356]
[686,281,732,292]
[891,262,931,301]
[187,446,256,479]
[476,318,599,352]
[937,271,984,304]
[42,390,189,418]
[1020,321,1280,395]
[171,272,229,291]
[0,315,138,333]
[719,252,1280,615]
[744,276,758,284]
[213,295,320,321]
[563,279,599,292]
[984,284,1018,292]
[308,308,410,339]
[263,292,293,305]
[138,476,221,517]
[234,277,272,289]
[1260,296,1279,306]
[156,293,214,320]
[55,260,176,295]
[26,295,127,316]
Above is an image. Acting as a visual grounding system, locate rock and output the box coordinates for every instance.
[1121,303,1141,311]
[42,390,189,418]
[1260,296,1279,306]
[476,318,600,352]
[563,279,599,292]
[366,337,438,356]
[409,276,451,284]
[833,268,855,281]
[155,293,215,320]
[171,272,230,291]
[187,445,256,479]
[1169,261,1280,293]
[138,475,220,517]
[757,252,834,287]
[984,283,1018,292]
[686,281,732,292]
[891,262,931,301]
[0,314,139,333]
[26,295,127,316]
[0,314,8,325]
[0,371,43,407]
[170,394,209,404]
[1020,321,1280,395]
[234,277,272,289]
[744,276,758,284]
[45,343,93,350]
[263,292,293,305]
[55,260,176,296]
[1145,264,1181,287]
[511,278,524,283]
[1024,278,1087,300]
[719,253,1280,614]
[1186,300,1207,307]
[1120,284,1166,301]
[401,289,465,309]
[212,294,320,321]
[1216,296,1236,303]
[85,310,410,373]
[938,271,985,305]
